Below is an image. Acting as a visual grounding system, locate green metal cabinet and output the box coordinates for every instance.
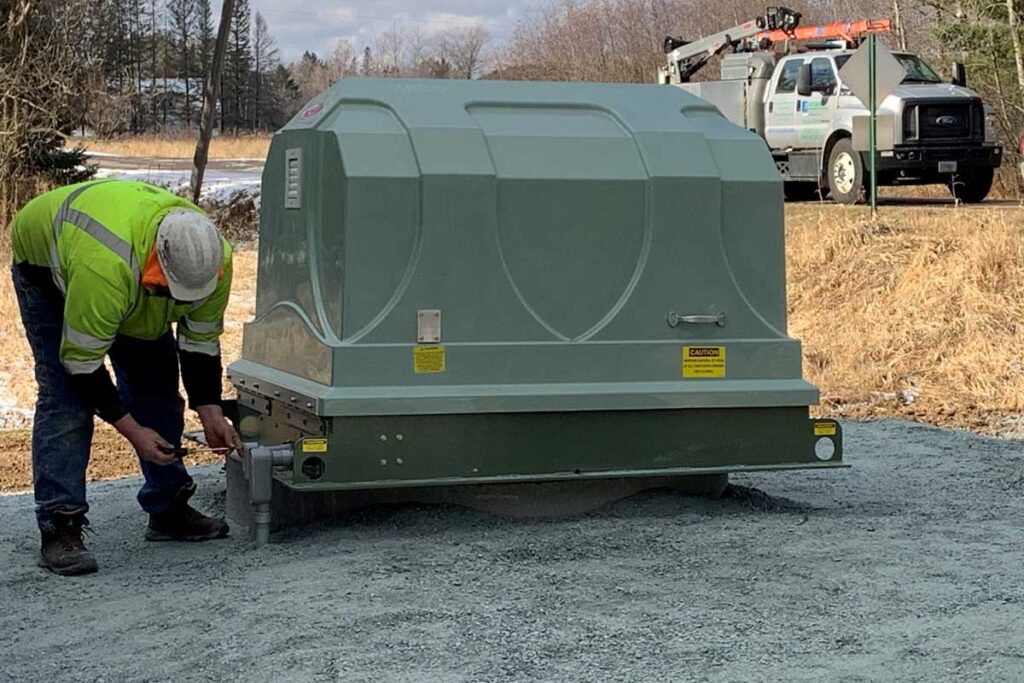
[229,77,842,500]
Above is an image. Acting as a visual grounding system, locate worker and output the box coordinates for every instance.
[10,179,243,576]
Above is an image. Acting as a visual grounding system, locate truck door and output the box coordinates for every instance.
[792,57,838,149]
[765,57,803,149]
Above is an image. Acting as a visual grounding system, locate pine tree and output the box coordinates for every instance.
[196,0,215,101]
[224,0,253,131]
[168,0,196,128]
[266,64,300,129]
[934,0,1024,144]
[102,0,132,95]
[150,0,160,127]
[127,0,150,131]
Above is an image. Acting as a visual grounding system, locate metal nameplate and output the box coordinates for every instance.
[417,309,441,343]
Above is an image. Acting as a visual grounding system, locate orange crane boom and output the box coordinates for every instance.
[755,18,891,45]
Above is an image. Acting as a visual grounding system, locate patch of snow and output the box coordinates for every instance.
[0,379,32,430]
[93,167,261,205]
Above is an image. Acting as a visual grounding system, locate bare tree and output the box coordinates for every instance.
[329,39,358,81]
[436,25,490,79]
[893,0,908,50]
[376,24,405,75]
[1,0,96,201]
[252,11,279,129]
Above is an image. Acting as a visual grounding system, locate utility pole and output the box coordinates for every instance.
[190,0,235,204]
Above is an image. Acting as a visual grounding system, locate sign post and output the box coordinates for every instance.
[837,38,906,214]
[868,34,877,215]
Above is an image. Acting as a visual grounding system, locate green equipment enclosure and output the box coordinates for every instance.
[228,78,843,541]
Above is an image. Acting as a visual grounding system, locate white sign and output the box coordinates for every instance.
[838,40,907,111]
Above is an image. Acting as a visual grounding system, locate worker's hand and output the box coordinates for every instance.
[132,428,179,465]
[196,404,243,454]
[114,415,178,465]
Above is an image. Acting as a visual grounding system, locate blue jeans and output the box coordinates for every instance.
[12,263,193,530]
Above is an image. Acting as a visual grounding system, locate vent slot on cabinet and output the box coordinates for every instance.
[285,148,302,209]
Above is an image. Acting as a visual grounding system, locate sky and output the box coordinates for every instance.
[213,1,542,63]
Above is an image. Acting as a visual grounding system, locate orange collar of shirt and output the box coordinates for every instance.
[142,248,169,289]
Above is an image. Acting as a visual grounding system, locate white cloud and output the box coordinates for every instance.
[326,7,358,24]
[422,12,496,33]
[223,0,543,62]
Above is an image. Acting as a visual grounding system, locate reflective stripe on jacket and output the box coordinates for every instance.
[11,180,233,374]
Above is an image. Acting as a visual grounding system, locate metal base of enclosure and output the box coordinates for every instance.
[226,406,843,543]
[226,455,728,539]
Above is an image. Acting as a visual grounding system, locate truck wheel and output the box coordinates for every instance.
[783,182,821,202]
[948,168,994,204]
[827,139,864,204]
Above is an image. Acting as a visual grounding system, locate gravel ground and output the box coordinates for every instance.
[2,419,1023,682]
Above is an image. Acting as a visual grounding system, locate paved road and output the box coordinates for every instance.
[92,154,264,174]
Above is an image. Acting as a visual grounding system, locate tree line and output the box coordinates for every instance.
[5,0,1024,171]
[73,1,495,137]
[80,0,289,134]
[496,0,1024,153]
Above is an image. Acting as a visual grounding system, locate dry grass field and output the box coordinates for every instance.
[788,204,1024,434]
[82,135,271,160]
[2,200,1024,491]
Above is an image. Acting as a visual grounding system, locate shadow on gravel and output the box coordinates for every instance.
[270,483,816,545]
[719,483,813,513]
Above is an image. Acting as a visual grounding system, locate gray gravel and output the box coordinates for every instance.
[2,419,1023,682]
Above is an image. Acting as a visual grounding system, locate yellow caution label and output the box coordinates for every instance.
[814,422,837,437]
[414,345,446,374]
[302,438,328,453]
[682,346,726,378]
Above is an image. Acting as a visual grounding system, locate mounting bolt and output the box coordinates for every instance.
[380,459,388,466]
[274,391,280,397]
[306,402,313,409]
[290,396,296,403]
[379,434,387,442]
[396,434,404,441]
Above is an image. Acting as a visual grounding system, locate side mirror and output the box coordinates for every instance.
[952,62,967,88]
[797,63,812,97]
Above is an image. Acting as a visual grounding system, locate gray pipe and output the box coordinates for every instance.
[246,444,293,546]
[254,503,272,546]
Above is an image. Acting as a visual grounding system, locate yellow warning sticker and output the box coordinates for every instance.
[414,345,446,374]
[814,422,837,437]
[682,346,727,378]
[302,438,328,453]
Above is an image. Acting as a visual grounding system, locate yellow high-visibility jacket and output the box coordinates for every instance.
[12,179,232,375]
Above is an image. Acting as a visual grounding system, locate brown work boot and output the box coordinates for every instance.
[39,512,99,576]
[146,485,229,542]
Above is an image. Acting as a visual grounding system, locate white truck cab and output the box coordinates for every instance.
[679,49,1002,203]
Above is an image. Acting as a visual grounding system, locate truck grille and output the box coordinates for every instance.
[904,101,983,142]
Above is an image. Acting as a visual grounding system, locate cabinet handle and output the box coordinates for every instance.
[667,312,727,328]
